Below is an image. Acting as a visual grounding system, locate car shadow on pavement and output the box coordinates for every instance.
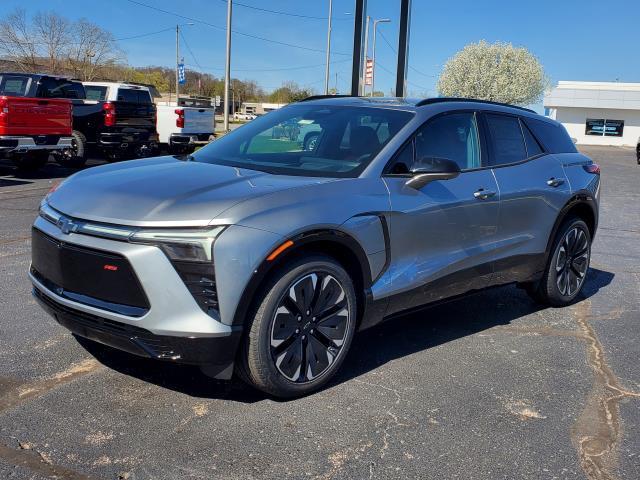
[75,268,614,403]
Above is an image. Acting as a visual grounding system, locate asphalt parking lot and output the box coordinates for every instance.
[0,147,638,480]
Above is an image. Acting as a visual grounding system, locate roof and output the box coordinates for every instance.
[299,95,539,116]
[544,81,640,110]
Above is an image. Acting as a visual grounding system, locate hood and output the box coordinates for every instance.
[47,157,335,227]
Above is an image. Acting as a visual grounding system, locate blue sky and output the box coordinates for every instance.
[2,0,639,106]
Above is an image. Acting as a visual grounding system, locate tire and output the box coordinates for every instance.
[14,151,49,172]
[238,255,357,398]
[60,131,87,168]
[303,132,320,151]
[526,217,591,307]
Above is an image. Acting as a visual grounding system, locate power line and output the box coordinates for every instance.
[124,0,350,56]
[116,27,174,41]
[179,31,202,71]
[218,0,348,21]
[377,29,437,79]
[185,59,350,73]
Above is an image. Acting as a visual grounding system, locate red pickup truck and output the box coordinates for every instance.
[0,74,73,170]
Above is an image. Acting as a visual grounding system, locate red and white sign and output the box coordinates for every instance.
[364,58,373,85]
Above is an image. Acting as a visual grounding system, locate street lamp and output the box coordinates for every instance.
[175,22,194,105]
[371,18,390,97]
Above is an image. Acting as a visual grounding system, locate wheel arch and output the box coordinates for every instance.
[230,229,373,328]
[545,191,598,256]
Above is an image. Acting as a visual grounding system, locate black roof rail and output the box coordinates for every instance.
[415,97,536,114]
[298,94,354,102]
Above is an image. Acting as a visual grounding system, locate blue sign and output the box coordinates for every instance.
[178,63,186,85]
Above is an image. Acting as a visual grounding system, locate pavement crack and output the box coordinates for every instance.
[571,299,640,480]
[353,379,403,404]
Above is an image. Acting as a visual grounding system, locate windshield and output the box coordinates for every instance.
[192,104,413,177]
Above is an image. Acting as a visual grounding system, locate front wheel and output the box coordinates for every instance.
[238,255,357,398]
[527,217,591,307]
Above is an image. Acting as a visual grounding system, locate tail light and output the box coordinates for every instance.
[103,102,116,127]
[175,109,185,128]
[0,97,8,127]
[583,163,601,175]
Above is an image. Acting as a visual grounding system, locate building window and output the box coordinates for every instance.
[586,119,624,137]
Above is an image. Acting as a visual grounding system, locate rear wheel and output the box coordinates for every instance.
[59,131,87,168]
[239,255,357,398]
[526,217,591,306]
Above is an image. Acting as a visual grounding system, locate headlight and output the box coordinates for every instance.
[130,226,226,262]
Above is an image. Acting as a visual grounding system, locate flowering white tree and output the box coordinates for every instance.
[437,41,548,106]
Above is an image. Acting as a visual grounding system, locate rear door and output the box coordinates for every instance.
[482,112,570,284]
[383,111,500,314]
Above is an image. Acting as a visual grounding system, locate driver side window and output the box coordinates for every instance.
[414,112,481,170]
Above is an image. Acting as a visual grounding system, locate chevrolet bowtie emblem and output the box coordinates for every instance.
[58,217,77,235]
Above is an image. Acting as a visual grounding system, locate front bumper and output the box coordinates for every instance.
[30,216,241,376]
[0,135,72,153]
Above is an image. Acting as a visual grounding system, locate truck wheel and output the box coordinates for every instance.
[238,255,357,398]
[61,131,88,168]
[14,151,49,172]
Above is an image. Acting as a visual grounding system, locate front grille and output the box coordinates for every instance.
[171,260,219,315]
[31,228,150,315]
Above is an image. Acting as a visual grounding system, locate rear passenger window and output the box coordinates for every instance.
[521,121,544,157]
[522,117,577,154]
[117,88,139,103]
[484,114,527,166]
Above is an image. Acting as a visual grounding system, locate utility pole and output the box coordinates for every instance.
[224,0,233,132]
[324,0,333,94]
[175,24,180,105]
[371,18,390,96]
[361,15,370,96]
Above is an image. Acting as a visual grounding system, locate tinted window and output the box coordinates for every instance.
[0,75,31,96]
[414,112,481,170]
[117,88,139,103]
[386,141,414,174]
[193,105,413,178]
[37,78,85,99]
[485,114,527,166]
[137,90,152,105]
[521,121,544,157]
[523,117,577,153]
[85,85,108,101]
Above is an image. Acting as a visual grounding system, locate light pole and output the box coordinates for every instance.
[175,23,194,105]
[224,0,233,132]
[324,0,333,94]
[361,15,370,96]
[370,18,390,96]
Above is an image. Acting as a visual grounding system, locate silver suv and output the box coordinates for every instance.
[31,97,600,397]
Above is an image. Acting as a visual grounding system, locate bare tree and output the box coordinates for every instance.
[0,9,40,72]
[33,11,70,74]
[67,19,122,81]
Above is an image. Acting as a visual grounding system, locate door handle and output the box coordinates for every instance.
[474,189,496,200]
[547,177,565,187]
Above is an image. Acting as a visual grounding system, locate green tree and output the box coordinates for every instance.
[437,41,548,106]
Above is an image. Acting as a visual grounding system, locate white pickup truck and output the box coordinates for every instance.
[156,97,215,154]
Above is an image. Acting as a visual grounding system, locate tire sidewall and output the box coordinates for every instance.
[545,218,591,305]
[246,256,357,398]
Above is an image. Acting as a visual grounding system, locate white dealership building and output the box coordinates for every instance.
[544,81,640,146]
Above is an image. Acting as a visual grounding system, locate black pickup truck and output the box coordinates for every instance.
[5,74,158,166]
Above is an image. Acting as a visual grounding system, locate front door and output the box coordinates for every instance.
[381,111,500,315]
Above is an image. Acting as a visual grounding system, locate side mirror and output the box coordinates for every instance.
[405,156,461,190]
